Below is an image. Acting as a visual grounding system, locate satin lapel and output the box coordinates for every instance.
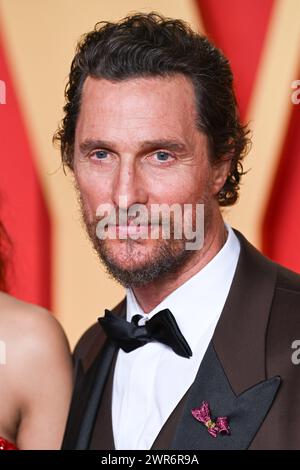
[75,341,117,449]
[171,343,280,450]
[61,358,86,449]
[213,229,278,393]
[171,230,281,449]
[61,341,117,450]
[62,299,126,450]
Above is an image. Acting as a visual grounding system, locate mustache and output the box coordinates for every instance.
[94,209,174,226]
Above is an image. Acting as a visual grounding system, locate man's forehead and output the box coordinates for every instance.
[80,74,197,108]
[77,74,198,137]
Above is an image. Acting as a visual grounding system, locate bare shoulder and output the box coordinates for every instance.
[0,291,71,361]
[0,292,72,447]
[0,291,72,394]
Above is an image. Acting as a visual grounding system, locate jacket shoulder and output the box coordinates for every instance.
[73,298,126,369]
[276,263,300,293]
[235,228,300,293]
[73,322,101,363]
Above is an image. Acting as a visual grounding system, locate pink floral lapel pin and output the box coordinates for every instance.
[191,401,230,438]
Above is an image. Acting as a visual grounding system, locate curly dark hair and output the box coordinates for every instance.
[54,12,251,206]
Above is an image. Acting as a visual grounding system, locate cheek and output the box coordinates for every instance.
[157,171,211,205]
[74,168,111,215]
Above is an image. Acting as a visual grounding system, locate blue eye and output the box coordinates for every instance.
[94,150,108,159]
[155,151,171,161]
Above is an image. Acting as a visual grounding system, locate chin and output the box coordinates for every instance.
[101,238,157,269]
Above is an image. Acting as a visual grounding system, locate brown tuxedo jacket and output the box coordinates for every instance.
[62,229,300,449]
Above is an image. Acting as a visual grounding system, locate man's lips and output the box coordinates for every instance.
[105,224,152,237]
[116,224,149,236]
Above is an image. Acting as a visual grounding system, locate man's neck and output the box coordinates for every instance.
[132,218,228,313]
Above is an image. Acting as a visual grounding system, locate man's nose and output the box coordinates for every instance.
[111,159,148,209]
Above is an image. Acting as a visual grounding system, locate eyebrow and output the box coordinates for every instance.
[141,140,188,153]
[79,139,188,154]
[79,140,112,154]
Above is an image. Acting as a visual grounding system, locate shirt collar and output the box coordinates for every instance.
[126,223,240,353]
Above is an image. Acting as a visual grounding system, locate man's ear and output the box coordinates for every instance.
[211,156,232,195]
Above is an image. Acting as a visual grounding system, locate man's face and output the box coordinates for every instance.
[73,74,227,286]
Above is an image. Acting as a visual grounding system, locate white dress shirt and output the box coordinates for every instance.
[112,223,240,450]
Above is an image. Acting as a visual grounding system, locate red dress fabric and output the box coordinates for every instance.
[0,437,18,450]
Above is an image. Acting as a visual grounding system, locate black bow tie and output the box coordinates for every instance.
[98,308,192,358]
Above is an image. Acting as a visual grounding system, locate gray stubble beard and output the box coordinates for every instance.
[77,193,212,288]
